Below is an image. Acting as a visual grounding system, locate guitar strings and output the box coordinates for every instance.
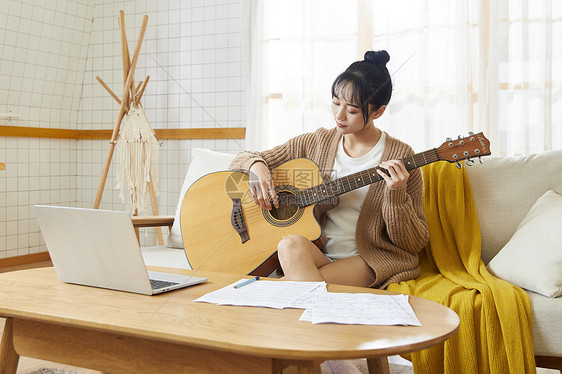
[239,149,439,220]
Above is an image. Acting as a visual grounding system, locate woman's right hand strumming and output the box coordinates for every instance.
[249,161,279,210]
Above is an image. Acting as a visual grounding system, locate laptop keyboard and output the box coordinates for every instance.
[150,279,180,290]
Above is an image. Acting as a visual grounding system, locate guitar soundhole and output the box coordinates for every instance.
[263,189,303,227]
[270,191,299,220]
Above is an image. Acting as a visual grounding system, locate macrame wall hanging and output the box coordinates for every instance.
[93,11,165,244]
[115,105,160,215]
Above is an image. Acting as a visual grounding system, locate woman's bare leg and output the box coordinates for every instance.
[277,235,376,287]
[318,255,376,287]
[277,235,331,282]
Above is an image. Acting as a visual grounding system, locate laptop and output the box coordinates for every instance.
[34,205,207,295]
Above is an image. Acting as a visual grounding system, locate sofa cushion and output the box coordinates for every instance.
[167,148,236,248]
[526,290,562,356]
[465,149,562,264]
[487,190,562,298]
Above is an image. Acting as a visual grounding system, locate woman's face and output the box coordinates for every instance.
[331,85,367,134]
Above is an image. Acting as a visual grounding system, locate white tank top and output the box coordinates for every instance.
[323,132,386,261]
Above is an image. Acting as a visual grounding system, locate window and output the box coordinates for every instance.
[247,0,561,155]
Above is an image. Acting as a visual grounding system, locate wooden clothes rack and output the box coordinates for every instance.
[93,11,165,245]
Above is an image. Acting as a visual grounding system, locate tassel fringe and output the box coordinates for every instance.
[115,106,160,214]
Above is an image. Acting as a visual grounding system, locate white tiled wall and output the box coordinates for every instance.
[0,0,248,258]
[0,0,93,257]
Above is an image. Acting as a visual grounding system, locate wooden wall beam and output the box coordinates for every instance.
[76,130,114,140]
[155,128,245,140]
[0,126,77,139]
[0,252,51,270]
[0,126,246,140]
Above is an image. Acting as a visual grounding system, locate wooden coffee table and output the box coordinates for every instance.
[0,267,458,374]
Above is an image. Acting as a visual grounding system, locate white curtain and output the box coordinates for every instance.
[246,0,562,155]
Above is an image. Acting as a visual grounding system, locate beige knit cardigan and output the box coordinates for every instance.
[229,127,429,288]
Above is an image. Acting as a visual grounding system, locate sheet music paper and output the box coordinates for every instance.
[195,279,421,326]
[301,292,421,326]
[285,282,327,309]
[193,279,325,309]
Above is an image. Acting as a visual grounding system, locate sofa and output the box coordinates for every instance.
[464,149,562,369]
[138,147,562,370]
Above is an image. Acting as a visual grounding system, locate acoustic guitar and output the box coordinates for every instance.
[181,132,491,276]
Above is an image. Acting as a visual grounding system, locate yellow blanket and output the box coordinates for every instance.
[387,161,535,373]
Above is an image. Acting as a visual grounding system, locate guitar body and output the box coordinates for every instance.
[180,158,325,275]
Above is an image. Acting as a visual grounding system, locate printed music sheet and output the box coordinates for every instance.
[195,279,421,326]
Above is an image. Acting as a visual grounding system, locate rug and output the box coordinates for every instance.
[23,363,562,374]
[324,359,413,374]
[30,363,413,374]
[27,370,81,374]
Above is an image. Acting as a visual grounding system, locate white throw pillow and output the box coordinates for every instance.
[167,148,236,248]
[487,190,562,298]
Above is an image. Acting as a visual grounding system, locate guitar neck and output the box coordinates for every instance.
[297,148,440,207]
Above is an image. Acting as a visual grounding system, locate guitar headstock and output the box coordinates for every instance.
[436,132,491,167]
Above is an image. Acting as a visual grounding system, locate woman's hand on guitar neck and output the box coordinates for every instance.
[249,161,279,210]
[377,159,410,190]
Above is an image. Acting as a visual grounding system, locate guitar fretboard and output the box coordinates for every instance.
[296,148,439,207]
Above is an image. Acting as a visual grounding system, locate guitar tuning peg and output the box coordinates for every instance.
[458,135,462,139]
[478,156,483,164]
[446,137,452,142]
[456,161,463,169]
[466,159,475,166]
[469,131,474,136]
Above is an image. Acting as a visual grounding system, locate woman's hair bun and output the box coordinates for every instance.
[364,50,390,67]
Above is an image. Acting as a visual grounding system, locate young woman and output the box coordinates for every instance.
[229,50,429,288]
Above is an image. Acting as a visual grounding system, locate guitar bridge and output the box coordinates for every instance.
[231,198,249,243]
